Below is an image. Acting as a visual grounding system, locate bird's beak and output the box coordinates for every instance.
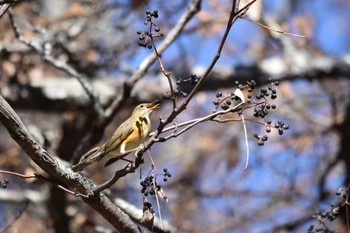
[146,100,160,110]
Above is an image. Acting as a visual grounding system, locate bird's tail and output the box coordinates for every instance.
[71,147,101,172]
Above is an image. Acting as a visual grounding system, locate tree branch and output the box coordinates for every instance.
[0,94,142,233]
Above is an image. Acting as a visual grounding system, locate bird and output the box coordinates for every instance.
[71,100,160,172]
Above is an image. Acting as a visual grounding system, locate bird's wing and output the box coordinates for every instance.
[71,120,134,172]
[97,126,134,161]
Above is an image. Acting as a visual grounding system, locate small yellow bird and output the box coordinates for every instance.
[72,100,160,172]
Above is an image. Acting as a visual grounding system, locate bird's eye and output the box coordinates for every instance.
[140,104,144,108]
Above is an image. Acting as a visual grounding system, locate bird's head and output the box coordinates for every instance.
[133,100,160,117]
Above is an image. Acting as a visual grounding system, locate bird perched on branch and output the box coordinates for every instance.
[71,100,160,172]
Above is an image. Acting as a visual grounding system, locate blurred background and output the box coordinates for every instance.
[0,0,350,232]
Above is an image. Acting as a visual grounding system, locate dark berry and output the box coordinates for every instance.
[278,128,284,135]
[216,92,222,98]
[221,104,229,110]
[282,125,289,130]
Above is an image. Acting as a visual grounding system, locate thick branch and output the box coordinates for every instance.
[0,94,141,233]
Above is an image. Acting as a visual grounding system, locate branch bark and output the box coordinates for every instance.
[0,94,142,233]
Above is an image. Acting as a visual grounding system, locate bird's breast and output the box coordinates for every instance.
[123,116,151,152]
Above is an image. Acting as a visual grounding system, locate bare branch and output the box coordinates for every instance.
[8,10,103,114]
[0,94,142,233]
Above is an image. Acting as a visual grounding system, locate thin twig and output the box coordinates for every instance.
[0,170,88,197]
[242,16,306,38]
[0,170,36,179]
[90,152,144,194]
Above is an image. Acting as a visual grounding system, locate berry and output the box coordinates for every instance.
[258,141,264,146]
[282,124,289,130]
[221,103,229,110]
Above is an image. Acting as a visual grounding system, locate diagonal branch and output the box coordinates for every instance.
[0,94,143,233]
[8,10,103,114]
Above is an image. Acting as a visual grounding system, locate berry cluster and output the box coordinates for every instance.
[140,168,171,197]
[252,81,280,117]
[254,120,289,146]
[253,103,276,118]
[213,91,242,111]
[307,187,349,233]
[163,74,199,100]
[213,79,259,111]
[137,9,164,49]
[308,204,340,233]
[1,178,9,188]
[274,121,289,135]
[255,80,279,100]
[176,74,199,86]
[212,79,290,146]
